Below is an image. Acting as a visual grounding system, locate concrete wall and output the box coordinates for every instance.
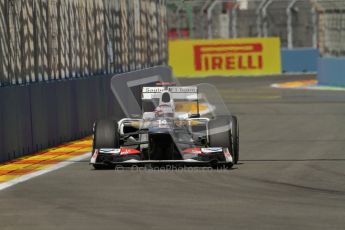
[317,57,345,87]
[281,48,319,73]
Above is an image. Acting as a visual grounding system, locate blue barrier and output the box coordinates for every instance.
[317,57,345,87]
[281,48,319,73]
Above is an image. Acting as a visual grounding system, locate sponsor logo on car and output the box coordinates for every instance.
[90,150,99,164]
[201,147,223,153]
[99,148,121,154]
[223,148,233,163]
[120,148,140,155]
[182,148,202,154]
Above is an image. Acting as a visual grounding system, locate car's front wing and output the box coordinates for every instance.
[90,147,233,168]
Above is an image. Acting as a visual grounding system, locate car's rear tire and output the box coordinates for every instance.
[92,119,119,170]
[208,116,232,155]
[230,115,239,164]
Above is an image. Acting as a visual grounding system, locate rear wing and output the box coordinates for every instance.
[142,86,198,100]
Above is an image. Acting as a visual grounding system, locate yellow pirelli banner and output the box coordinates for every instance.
[169,37,281,77]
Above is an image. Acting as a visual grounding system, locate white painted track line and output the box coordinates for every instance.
[0,152,90,191]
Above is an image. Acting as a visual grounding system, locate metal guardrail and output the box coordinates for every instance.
[167,0,345,57]
[0,0,168,86]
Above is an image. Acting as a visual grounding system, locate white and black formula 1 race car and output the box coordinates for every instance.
[90,68,239,169]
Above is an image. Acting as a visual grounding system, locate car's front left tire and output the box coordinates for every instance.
[92,119,119,170]
[93,119,120,150]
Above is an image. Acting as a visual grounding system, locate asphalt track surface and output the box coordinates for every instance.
[1,74,345,230]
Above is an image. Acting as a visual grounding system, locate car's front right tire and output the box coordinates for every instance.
[230,115,239,164]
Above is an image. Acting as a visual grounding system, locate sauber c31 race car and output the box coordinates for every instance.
[90,82,239,169]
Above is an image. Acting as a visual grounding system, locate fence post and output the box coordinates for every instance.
[207,0,220,39]
[262,0,273,37]
[175,2,183,39]
[186,1,193,39]
[256,0,268,37]
[287,0,299,49]
[199,0,211,39]
[311,6,318,49]
[231,3,238,38]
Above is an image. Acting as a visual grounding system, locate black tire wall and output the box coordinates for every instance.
[0,75,124,163]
